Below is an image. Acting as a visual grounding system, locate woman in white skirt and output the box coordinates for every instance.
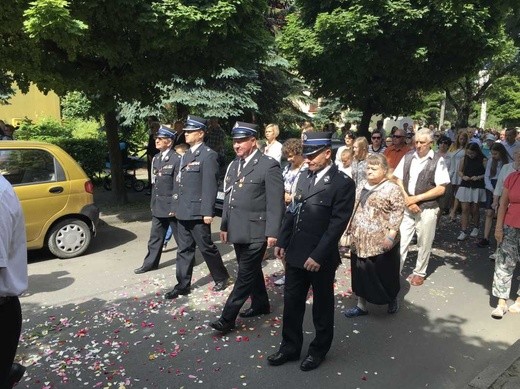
[448,130,469,221]
[455,142,486,241]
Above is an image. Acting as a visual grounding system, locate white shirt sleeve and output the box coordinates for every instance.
[494,163,514,196]
[484,158,494,192]
[434,156,451,186]
[393,156,405,181]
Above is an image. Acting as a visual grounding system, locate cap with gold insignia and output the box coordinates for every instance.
[157,126,176,138]
[231,121,258,139]
[184,115,207,131]
[302,131,333,156]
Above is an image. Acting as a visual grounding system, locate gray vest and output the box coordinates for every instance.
[402,152,441,210]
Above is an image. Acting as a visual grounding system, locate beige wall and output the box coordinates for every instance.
[0,83,61,126]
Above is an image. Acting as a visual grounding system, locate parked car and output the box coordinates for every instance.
[0,141,99,258]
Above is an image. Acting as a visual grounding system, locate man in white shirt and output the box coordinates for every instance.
[393,129,450,286]
[0,174,28,387]
[501,128,520,162]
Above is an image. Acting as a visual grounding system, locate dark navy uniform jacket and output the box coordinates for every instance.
[277,164,355,269]
[174,143,219,220]
[221,150,284,244]
[151,148,181,218]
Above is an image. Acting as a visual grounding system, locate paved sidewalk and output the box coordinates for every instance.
[15,189,519,388]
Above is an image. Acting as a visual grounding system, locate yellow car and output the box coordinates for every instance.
[0,141,99,258]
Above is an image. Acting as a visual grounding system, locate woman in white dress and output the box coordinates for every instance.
[448,130,469,221]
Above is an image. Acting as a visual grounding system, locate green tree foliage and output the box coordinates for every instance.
[119,51,311,134]
[278,0,517,137]
[488,75,520,127]
[0,2,37,101]
[61,91,93,120]
[16,117,73,141]
[444,14,520,128]
[12,0,271,203]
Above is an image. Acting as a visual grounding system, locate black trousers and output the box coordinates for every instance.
[174,219,229,291]
[141,216,178,270]
[279,262,337,359]
[221,242,269,322]
[0,297,22,388]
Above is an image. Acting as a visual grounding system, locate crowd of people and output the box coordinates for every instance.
[133,115,520,372]
[3,115,520,383]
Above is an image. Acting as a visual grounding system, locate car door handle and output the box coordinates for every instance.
[49,186,64,194]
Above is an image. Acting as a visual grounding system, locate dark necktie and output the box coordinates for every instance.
[307,172,316,192]
[238,158,245,175]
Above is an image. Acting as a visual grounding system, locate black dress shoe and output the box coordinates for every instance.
[267,351,299,366]
[164,288,190,300]
[9,363,26,386]
[239,307,270,318]
[387,299,399,314]
[134,265,158,274]
[212,278,230,292]
[209,318,235,333]
[300,354,323,371]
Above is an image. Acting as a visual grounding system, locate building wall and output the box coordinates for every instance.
[0,83,61,126]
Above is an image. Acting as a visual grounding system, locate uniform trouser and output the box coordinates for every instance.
[175,219,229,291]
[0,296,21,388]
[492,226,520,299]
[141,216,178,270]
[279,262,336,359]
[400,207,440,277]
[221,242,269,322]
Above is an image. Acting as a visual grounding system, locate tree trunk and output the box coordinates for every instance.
[104,110,128,205]
[455,103,471,128]
[358,103,372,140]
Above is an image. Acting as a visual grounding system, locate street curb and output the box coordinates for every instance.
[468,339,520,388]
[99,209,151,225]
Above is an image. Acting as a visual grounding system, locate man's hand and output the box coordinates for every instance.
[267,237,277,248]
[408,204,421,214]
[274,247,285,259]
[220,231,228,244]
[203,216,213,225]
[304,257,321,272]
[405,195,419,207]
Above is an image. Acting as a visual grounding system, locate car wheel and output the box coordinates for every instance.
[47,219,92,259]
[133,179,145,192]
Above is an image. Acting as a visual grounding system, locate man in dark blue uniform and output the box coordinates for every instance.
[267,132,355,371]
[210,122,284,332]
[135,126,181,274]
[164,116,230,299]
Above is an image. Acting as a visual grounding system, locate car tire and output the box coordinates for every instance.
[133,179,145,192]
[47,219,92,259]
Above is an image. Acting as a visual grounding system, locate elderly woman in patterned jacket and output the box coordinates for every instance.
[344,153,405,317]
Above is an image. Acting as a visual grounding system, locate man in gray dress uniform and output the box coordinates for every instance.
[210,121,284,332]
[164,116,230,299]
[135,126,181,274]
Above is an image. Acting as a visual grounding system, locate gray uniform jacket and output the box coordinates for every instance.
[277,164,355,269]
[221,150,284,244]
[174,143,219,220]
[151,149,181,218]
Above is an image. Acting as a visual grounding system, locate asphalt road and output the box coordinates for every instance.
[15,214,520,389]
